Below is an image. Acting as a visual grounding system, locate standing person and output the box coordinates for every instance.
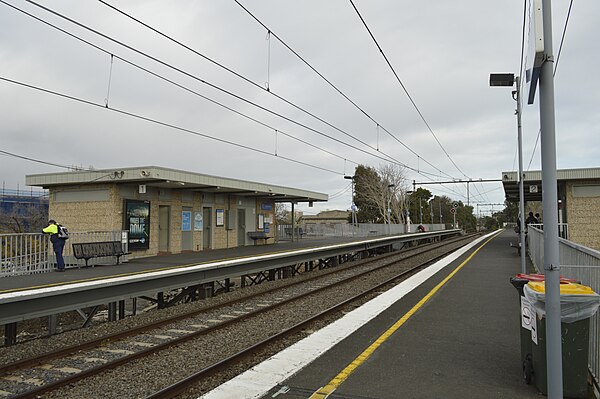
[43,219,66,272]
[525,211,539,226]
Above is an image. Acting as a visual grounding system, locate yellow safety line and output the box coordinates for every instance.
[309,232,500,399]
[0,245,326,294]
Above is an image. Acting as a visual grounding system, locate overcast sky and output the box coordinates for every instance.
[1,0,598,216]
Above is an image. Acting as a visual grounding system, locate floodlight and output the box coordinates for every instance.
[489,73,515,87]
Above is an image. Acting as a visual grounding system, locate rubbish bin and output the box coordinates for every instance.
[509,274,578,384]
[524,281,600,397]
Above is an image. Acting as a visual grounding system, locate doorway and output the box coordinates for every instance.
[203,207,212,249]
[158,205,170,253]
[237,208,246,246]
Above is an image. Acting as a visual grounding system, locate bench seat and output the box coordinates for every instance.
[247,231,271,245]
[72,241,127,267]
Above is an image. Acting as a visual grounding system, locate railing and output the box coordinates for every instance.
[528,225,600,388]
[1,231,129,277]
[277,223,446,240]
[1,233,49,276]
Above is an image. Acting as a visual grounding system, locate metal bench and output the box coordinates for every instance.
[72,241,127,267]
[284,228,305,239]
[247,231,271,245]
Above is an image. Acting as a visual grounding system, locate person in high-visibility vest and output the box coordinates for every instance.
[43,220,66,272]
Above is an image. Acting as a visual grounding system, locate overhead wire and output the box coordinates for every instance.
[347,0,469,181]
[230,0,458,182]
[15,0,453,181]
[0,148,81,170]
[231,0,468,200]
[5,2,357,167]
[97,0,462,186]
[345,0,477,203]
[0,76,343,176]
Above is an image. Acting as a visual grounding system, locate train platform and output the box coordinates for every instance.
[0,236,356,293]
[203,230,542,399]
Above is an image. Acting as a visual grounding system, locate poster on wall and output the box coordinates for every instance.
[216,209,224,226]
[124,200,150,250]
[182,211,191,231]
[194,212,203,231]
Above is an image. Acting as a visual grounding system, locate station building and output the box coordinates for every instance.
[502,167,600,250]
[26,166,327,258]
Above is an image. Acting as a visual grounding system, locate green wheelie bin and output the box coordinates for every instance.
[524,281,600,397]
[509,274,578,384]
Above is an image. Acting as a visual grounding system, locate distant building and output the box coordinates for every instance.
[0,189,48,233]
[303,210,350,226]
[502,167,600,250]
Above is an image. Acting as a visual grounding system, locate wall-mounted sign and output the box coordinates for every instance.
[124,200,150,250]
[261,202,273,211]
[216,209,224,227]
[182,211,191,231]
[194,212,203,231]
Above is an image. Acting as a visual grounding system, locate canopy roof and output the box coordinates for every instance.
[502,167,600,203]
[26,166,328,204]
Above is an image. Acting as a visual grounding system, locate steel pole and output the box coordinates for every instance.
[516,77,527,274]
[539,0,562,396]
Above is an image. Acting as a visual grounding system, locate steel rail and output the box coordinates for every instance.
[0,230,461,326]
[4,235,475,399]
[1,233,474,373]
[145,248,457,399]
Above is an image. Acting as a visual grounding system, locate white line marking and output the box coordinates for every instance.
[200,231,496,399]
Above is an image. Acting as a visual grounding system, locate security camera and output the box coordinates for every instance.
[140,170,149,177]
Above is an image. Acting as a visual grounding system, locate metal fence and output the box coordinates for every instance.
[277,223,446,240]
[528,226,600,387]
[1,233,49,276]
[1,231,129,277]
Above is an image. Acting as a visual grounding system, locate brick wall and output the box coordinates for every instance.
[566,181,600,250]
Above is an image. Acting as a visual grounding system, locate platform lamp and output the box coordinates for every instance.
[404,190,413,233]
[344,175,357,235]
[387,184,395,235]
[490,73,526,274]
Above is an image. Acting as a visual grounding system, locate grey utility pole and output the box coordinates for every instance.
[516,77,527,274]
[539,0,562,397]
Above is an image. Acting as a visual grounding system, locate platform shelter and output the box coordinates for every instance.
[26,166,327,258]
[502,167,600,250]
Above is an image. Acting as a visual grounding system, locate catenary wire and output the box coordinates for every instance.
[0,76,343,176]
[98,0,462,185]
[0,149,80,170]
[16,0,455,182]
[1,0,360,169]
[230,0,457,182]
[4,1,469,201]
[347,0,470,181]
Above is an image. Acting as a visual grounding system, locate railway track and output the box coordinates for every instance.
[0,234,478,398]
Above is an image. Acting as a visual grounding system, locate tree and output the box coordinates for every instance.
[0,202,48,233]
[353,165,383,223]
[407,188,432,225]
[483,216,499,230]
[275,203,290,224]
[352,164,409,223]
[456,202,476,231]
[274,203,302,225]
